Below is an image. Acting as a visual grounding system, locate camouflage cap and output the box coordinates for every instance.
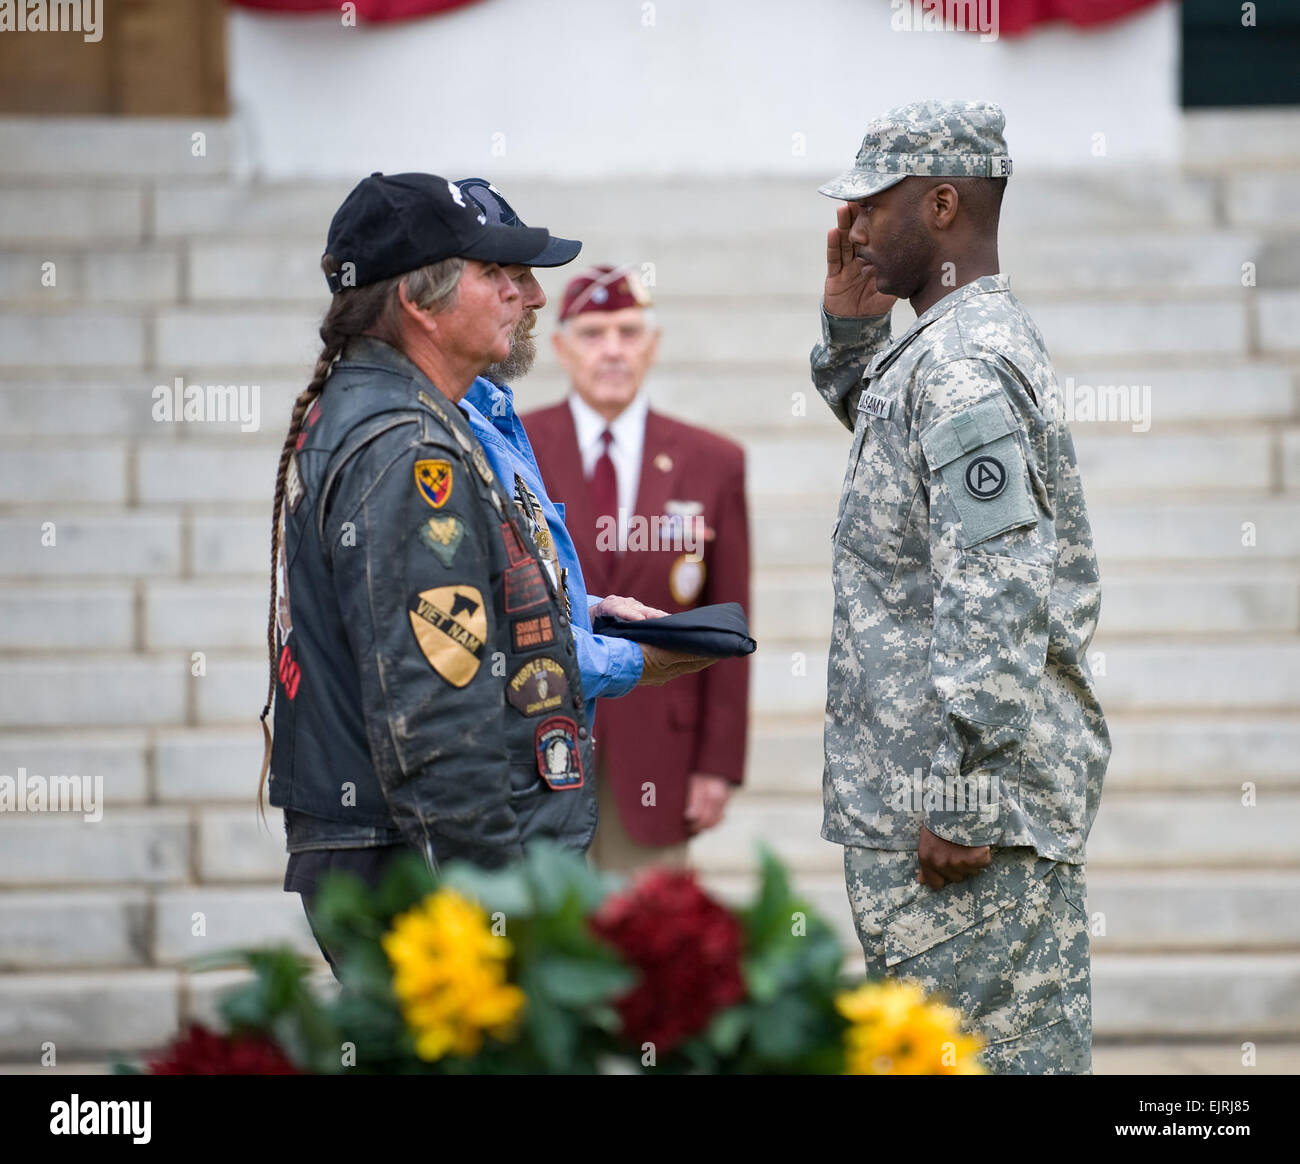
[818,99,1012,201]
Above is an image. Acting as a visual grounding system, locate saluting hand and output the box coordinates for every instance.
[824,203,898,319]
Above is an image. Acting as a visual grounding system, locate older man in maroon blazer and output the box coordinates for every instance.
[523,264,751,872]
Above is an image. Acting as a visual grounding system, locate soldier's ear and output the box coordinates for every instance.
[930,183,959,231]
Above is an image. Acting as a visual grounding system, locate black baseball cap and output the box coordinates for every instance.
[455,178,582,267]
[322,172,554,293]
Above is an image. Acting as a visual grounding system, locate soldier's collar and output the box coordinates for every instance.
[866,273,1011,379]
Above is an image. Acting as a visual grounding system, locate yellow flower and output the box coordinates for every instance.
[382,889,526,1061]
[836,980,985,1075]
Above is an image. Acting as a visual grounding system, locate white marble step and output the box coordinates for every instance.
[0,950,1294,1058]
[4,640,1297,728]
[0,363,1285,442]
[750,498,1300,568]
[750,644,1300,718]
[2,712,1293,831]
[1,425,1293,516]
[0,119,232,180]
[0,230,1266,309]
[0,790,1293,890]
[0,868,1295,978]
[753,571,1300,642]
[0,497,1284,584]
[703,870,1300,964]
[743,715,1300,797]
[688,793,1300,877]
[0,567,1291,656]
[1,286,1281,372]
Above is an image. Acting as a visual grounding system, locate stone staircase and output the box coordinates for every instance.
[0,114,1298,1070]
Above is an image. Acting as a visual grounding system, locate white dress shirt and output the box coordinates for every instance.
[568,390,648,540]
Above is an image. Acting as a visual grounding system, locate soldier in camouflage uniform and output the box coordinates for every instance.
[809,101,1110,1074]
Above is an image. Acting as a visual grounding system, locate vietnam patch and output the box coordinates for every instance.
[507,656,569,717]
[408,584,486,687]
[418,514,465,566]
[535,716,583,790]
[414,459,453,509]
[512,613,555,651]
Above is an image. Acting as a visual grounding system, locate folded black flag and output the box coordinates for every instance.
[591,601,757,658]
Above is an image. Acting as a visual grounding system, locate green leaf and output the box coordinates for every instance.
[209,946,312,1031]
[704,1004,751,1056]
[309,871,386,953]
[371,851,439,916]
[749,994,819,1062]
[521,840,611,914]
[744,958,781,1005]
[438,859,533,919]
[529,954,635,1008]
[742,845,793,940]
[519,981,577,1071]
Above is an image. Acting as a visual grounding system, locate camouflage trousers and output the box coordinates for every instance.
[842,845,1092,1075]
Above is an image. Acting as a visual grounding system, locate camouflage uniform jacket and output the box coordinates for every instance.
[810,274,1109,862]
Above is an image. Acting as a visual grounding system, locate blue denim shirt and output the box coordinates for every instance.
[462,376,643,731]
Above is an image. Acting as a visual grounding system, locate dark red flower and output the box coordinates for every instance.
[590,870,745,1055]
[147,1023,300,1075]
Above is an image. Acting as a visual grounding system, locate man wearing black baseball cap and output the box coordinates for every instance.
[257,173,607,973]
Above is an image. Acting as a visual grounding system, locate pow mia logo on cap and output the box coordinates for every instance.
[964,455,1007,500]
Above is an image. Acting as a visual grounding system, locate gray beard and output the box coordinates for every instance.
[483,320,537,386]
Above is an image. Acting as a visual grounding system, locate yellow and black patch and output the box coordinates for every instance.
[414,459,453,509]
[408,584,486,687]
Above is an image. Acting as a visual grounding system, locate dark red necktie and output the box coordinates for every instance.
[590,427,618,527]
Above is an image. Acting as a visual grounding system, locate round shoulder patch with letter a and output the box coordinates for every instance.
[408,584,486,687]
[964,455,1007,499]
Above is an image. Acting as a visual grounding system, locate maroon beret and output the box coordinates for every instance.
[558,264,653,323]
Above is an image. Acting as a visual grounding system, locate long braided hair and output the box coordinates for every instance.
[256,256,466,817]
